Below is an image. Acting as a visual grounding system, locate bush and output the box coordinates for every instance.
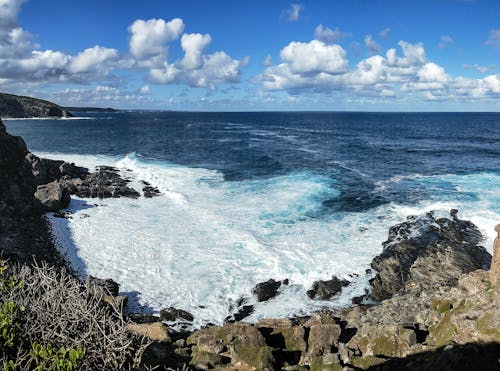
[0,260,151,370]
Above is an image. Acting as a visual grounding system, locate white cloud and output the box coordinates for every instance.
[262,54,272,66]
[285,4,303,22]
[280,40,348,74]
[139,85,151,94]
[68,46,118,74]
[379,27,391,40]
[485,29,500,46]
[314,24,350,43]
[128,18,184,61]
[364,34,382,54]
[462,63,499,74]
[179,33,211,70]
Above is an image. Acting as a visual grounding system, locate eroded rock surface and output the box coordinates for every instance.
[370,210,491,301]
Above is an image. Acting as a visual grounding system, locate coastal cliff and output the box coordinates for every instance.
[0,92,73,118]
[0,119,498,370]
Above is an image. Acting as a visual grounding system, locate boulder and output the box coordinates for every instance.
[34,181,70,211]
[253,279,282,302]
[127,322,170,342]
[307,276,349,300]
[370,210,491,301]
[87,276,120,296]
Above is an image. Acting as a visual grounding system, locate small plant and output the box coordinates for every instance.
[29,342,86,371]
[0,301,24,348]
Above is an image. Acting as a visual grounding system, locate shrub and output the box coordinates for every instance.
[0,260,151,370]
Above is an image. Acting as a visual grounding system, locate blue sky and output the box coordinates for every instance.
[1,0,500,111]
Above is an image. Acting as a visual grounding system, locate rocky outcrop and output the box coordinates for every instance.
[370,210,491,301]
[0,92,72,118]
[253,279,282,302]
[0,119,140,264]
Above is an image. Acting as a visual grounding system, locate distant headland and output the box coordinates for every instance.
[0,92,73,118]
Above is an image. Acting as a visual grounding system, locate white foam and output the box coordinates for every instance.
[39,152,500,328]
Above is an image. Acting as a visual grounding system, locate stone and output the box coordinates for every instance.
[307,276,349,300]
[253,279,282,302]
[127,322,170,342]
[160,307,194,322]
[490,224,500,286]
[34,181,70,211]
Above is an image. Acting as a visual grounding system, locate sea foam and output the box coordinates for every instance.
[39,151,499,328]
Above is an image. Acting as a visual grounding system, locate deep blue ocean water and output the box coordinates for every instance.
[7,112,500,211]
[4,112,500,325]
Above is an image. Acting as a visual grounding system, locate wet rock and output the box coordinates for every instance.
[370,210,491,301]
[160,307,194,322]
[143,185,161,198]
[307,276,349,300]
[34,181,70,211]
[253,279,282,302]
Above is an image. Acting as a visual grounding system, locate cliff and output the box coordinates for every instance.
[0,92,73,118]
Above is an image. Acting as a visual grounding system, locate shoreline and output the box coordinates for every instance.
[1,117,498,370]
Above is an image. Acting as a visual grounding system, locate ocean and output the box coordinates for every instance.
[4,112,500,327]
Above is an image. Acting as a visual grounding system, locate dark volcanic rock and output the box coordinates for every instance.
[160,307,194,322]
[0,120,36,218]
[252,279,282,302]
[370,210,491,301]
[87,276,120,296]
[0,92,72,118]
[307,276,350,300]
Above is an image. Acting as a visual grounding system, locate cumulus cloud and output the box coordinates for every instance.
[485,29,500,46]
[364,34,383,54]
[0,0,121,86]
[284,4,303,22]
[179,33,211,70]
[280,40,348,74]
[68,46,118,74]
[314,24,350,43]
[128,18,184,61]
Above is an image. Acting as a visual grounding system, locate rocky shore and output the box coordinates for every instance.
[0,92,73,118]
[1,118,499,370]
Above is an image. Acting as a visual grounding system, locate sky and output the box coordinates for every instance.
[1,0,500,111]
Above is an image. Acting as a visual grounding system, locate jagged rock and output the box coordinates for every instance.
[34,181,70,211]
[253,279,282,302]
[160,307,194,322]
[370,210,491,301]
[127,322,171,342]
[300,313,342,366]
[307,276,349,300]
